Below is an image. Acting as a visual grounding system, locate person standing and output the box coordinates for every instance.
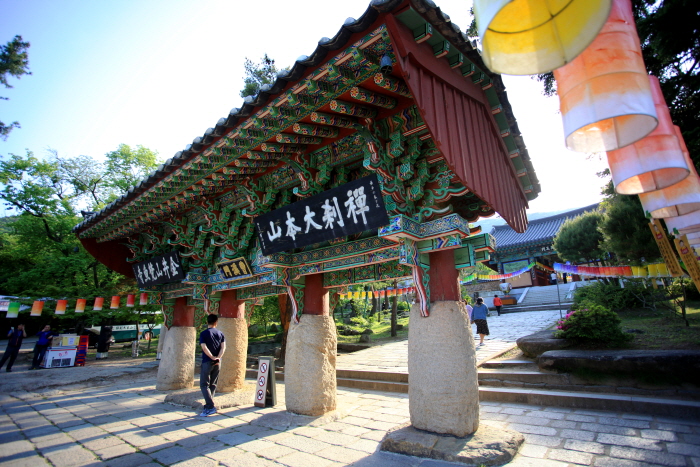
[199,314,226,417]
[493,295,503,316]
[30,325,57,370]
[0,324,26,372]
[471,298,490,346]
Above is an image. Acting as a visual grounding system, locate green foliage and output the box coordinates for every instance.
[0,35,31,140]
[349,316,370,328]
[103,144,160,199]
[553,211,606,262]
[397,301,409,312]
[250,296,279,335]
[573,280,647,311]
[240,54,279,98]
[555,302,632,345]
[598,187,660,264]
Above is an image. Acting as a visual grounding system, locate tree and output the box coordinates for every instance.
[553,211,607,263]
[534,1,700,166]
[240,54,279,98]
[598,183,661,264]
[1,35,31,140]
[103,144,160,199]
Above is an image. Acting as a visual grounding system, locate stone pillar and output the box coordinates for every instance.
[408,249,479,436]
[156,297,196,391]
[217,290,248,392]
[285,273,337,415]
[156,324,169,360]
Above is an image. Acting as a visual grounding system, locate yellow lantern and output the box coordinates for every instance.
[474,0,612,75]
[639,126,700,217]
[607,76,689,194]
[553,0,657,153]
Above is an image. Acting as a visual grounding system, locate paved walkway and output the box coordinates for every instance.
[2,308,699,467]
[336,309,563,372]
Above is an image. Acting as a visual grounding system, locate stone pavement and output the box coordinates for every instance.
[336,309,564,372]
[2,308,699,467]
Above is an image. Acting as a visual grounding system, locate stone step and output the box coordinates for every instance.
[478,369,568,386]
[336,376,409,393]
[481,359,537,370]
[502,304,571,313]
[336,369,409,383]
[479,387,700,420]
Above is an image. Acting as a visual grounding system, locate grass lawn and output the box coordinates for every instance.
[336,315,410,344]
[617,301,700,350]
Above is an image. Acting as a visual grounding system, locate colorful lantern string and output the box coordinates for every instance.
[474,0,612,75]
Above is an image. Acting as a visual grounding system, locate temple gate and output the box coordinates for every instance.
[74,0,539,437]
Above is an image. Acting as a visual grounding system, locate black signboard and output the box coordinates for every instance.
[218,257,252,280]
[132,251,186,288]
[255,174,389,256]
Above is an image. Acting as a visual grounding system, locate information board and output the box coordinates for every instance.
[132,251,186,288]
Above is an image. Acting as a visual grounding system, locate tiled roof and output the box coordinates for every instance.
[491,203,600,250]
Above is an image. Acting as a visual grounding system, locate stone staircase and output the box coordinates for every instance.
[478,358,700,420]
[503,282,583,313]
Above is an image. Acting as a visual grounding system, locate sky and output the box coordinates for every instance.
[0,0,609,220]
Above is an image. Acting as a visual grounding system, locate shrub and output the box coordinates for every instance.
[349,316,369,328]
[554,301,632,345]
[573,280,646,310]
[397,301,409,312]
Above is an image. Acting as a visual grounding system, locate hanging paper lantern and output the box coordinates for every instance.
[554,0,657,153]
[126,294,135,307]
[373,291,379,298]
[110,296,121,309]
[664,211,700,235]
[75,299,86,313]
[639,126,700,218]
[55,300,67,315]
[6,302,20,319]
[379,290,386,298]
[474,0,612,75]
[657,263,670,277]
[93,297,104,311]
[139,292,149,305]
[31,301,44,317]
[607,76,689,194]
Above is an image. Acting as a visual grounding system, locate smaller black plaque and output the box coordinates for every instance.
[132,251,185,288]
[218,257,252,280]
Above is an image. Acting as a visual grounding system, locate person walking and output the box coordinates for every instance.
[0,324,26,372]
[493,295,503,316]
[471,298,490,346]
[30,325,57,370]
[199,314,226,417]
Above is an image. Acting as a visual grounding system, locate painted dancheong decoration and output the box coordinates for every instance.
[72,0,539,323]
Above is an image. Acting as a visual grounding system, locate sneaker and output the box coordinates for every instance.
[199,408,212,417]
[208,409,218,416]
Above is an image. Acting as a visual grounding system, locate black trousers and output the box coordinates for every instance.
[32,344,49,368]
[200,360,220,410]
[0,345,20,371]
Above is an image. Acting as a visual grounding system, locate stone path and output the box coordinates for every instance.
[336,309,564,372]
[2,378,699,467]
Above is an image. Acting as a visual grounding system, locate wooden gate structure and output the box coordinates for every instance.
[74,0,539,436]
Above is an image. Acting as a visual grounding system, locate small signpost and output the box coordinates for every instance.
[254,356,276,408]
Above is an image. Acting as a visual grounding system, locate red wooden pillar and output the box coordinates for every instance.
[172,296,194,327]
[219,290,245,319]
[304,273,329,316]
[428,249,461,301]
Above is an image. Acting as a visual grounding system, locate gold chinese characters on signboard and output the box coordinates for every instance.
[217,257,252,279]
[648,219,683,277]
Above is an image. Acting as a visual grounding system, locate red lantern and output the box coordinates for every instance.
[110,296,120,309]
[126,294,135,307]
[93,297,104,311]
[31,301,44,317]
[139,292,148,305]
[75,299,86,313]
[55,300,67,315]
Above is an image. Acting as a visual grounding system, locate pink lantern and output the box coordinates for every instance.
[607,76,689,194]
[554,0,657,153]
[640,126,700,218]
[664,212,700,235]
[55,300,67,315]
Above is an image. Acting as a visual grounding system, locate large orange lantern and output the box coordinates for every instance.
[474,0,612,75]
[607,76,689,194]
[31,301,44,317]
[55,300,67,315]
[75,299,86,313]
[554,0,657,153]
[639,126,700,217]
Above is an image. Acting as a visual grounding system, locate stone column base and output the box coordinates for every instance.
[408,301,479,437]
[217,317,248,392]
[285,315,337,416]
[156,326,196,391]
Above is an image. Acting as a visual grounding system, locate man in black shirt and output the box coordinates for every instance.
[0,324,26,372]
[199,314,226,416]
